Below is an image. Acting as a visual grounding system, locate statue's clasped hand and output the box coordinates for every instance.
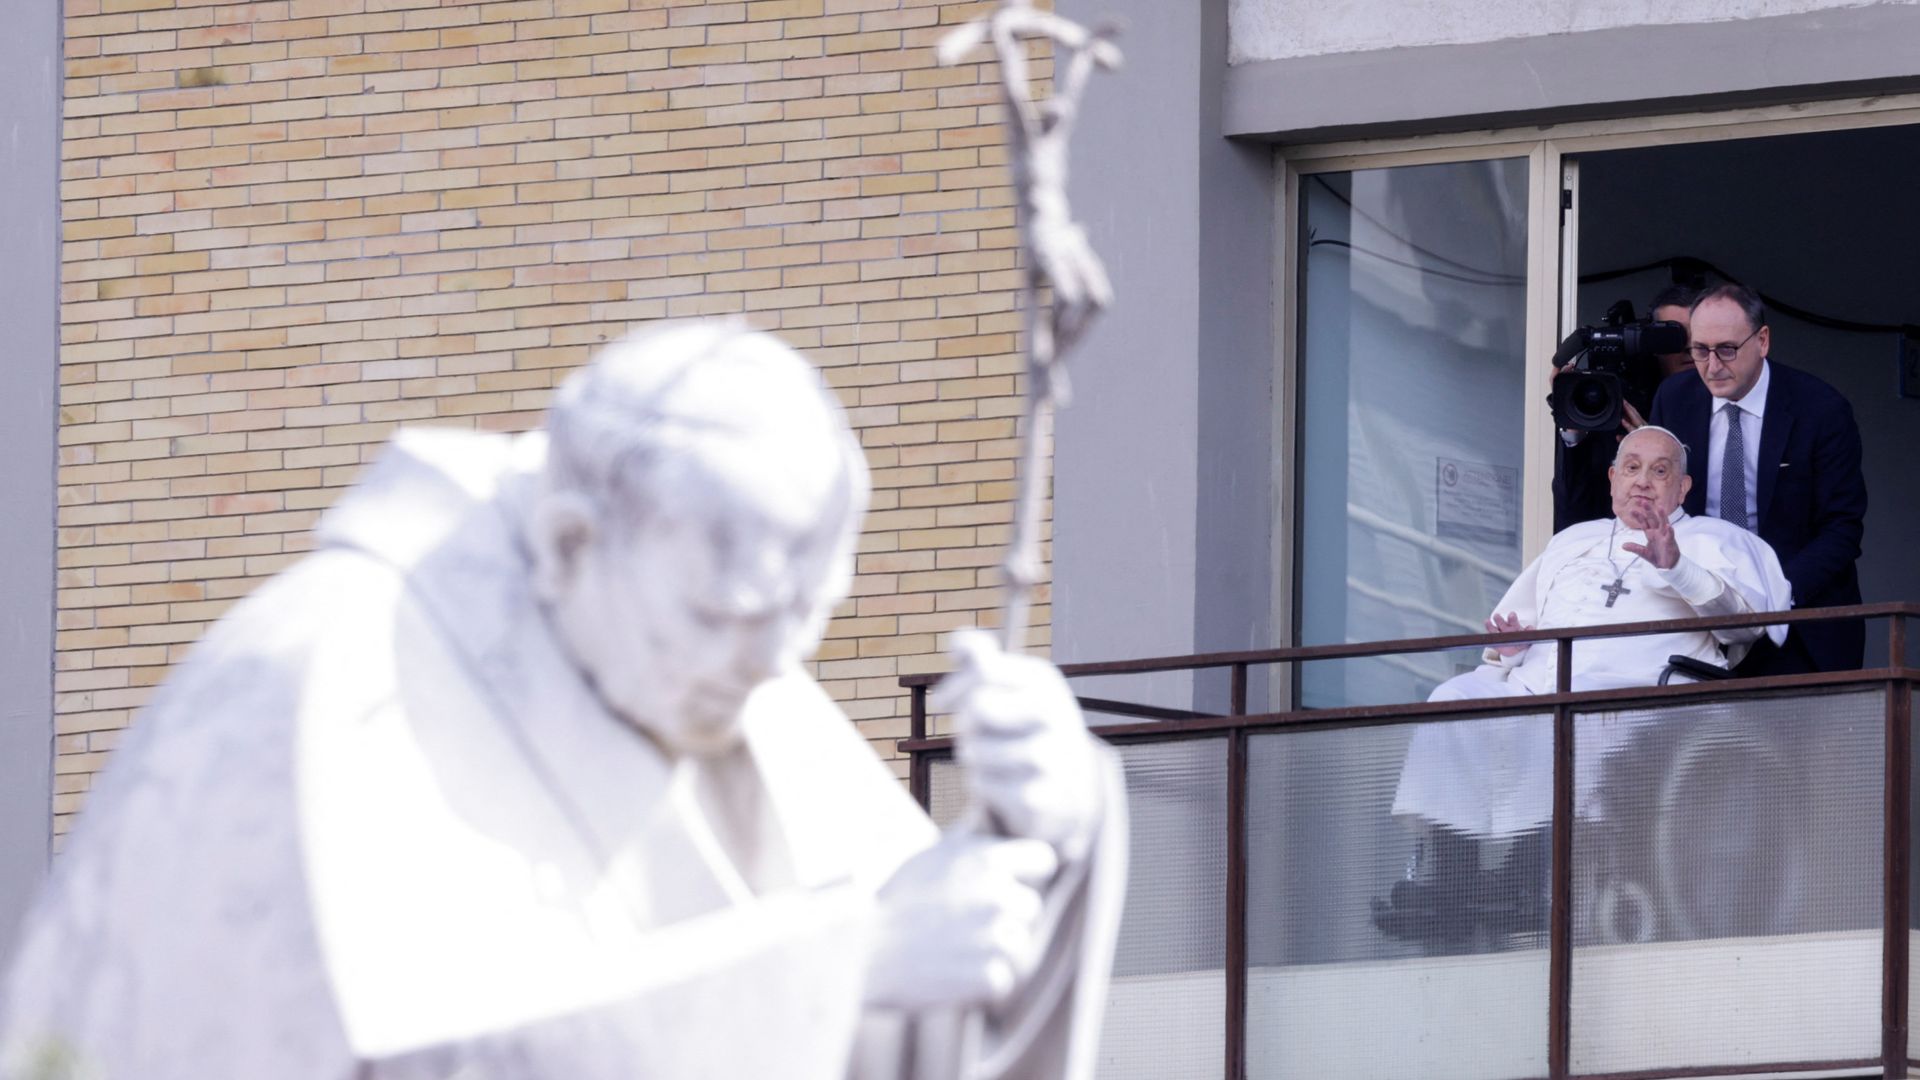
[864,631,1103,1012]
[936,628,1101,859]
[865,832,1058,1009]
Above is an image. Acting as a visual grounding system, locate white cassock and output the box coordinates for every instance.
[1393,510,1791,837]
[0,429,1127,1080]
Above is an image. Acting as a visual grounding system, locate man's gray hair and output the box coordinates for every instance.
[1690,282,1767,334]
[1613,424,1690,474]
[543,321,868,535]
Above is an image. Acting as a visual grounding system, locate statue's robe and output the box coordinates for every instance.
[1,429,1126,1080]
[1393,510,1791,836]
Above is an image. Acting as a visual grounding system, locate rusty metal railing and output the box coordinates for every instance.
[899,602,1920,1080]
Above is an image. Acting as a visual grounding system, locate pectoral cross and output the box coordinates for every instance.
[1601,577,1631,608]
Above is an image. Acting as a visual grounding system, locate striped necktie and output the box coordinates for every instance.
[1719,403,1751,531]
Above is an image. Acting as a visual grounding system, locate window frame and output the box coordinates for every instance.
[1268,92,1920,709]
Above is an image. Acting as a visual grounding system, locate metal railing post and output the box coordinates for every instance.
[1226,725,1247,1080]
[1887,614,1912,1077]
[1225,661,1251,1080]
[1549,635,1574,1080]
[909,683,930,811]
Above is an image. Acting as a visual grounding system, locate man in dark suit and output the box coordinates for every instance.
[1650,283,1868,673]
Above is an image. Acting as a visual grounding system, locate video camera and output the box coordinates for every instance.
[1548,300,1690,432]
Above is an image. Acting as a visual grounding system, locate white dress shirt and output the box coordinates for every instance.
[1705,358,1769,528]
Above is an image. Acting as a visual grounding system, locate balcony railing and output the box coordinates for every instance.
[899,602,1920,1080]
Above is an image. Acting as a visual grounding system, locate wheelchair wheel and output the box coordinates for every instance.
[1651,720,1807,940]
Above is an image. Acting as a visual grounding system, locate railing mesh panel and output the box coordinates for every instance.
[929,738,1229,1080]
[921,675,1914,1077]
[1246,717,1550,1080]
[1570,688,1885,1075]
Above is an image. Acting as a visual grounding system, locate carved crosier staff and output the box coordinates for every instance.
[927,11,1122,1079]
[937,1,1121,655]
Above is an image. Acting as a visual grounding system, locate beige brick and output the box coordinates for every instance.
[51,0,1048,804]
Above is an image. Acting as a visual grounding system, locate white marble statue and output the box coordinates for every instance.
[0,322,1128,1080]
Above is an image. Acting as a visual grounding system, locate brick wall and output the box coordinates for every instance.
[55,0,1049,839]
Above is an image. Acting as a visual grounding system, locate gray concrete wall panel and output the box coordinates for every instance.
[1057,0,1205,710]
[0,0,60,964]
[1230,0,1918,64]
[1225,5,1920,142]
[1057,0,1275,713]
[1193,0,1276,712]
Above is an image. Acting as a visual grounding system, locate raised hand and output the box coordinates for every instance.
[1621,505,1681,568]
[1485,611,1534,658]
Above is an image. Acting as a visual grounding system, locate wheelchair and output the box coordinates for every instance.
[1373,656,1822,953]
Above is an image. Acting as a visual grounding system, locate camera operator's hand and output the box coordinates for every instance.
[1552,358,1581,402]
[1620,399,1647,434]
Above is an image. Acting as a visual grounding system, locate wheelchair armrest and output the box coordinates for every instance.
[1658,654,1734,686]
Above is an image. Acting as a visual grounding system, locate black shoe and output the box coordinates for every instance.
[1370,832,1479,952]
[1371,827,1550,951]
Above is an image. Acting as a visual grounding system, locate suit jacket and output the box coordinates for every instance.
[1650,360,1867,672]
[1551,430,1614,533]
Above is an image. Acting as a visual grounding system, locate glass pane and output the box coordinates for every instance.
[929,741,1230,1080]
[1248,717,1549,1080]
[1296,159,1531,708]
[1570,690,1885,1074]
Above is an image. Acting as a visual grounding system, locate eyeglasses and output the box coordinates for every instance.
[1688,326,1762,364]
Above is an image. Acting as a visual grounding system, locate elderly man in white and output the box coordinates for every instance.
[1384,425,1790,938]
[1,323,1126,1080]
[1374,424,1789,945]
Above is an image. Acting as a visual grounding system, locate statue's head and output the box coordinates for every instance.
[526,322,869,757]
